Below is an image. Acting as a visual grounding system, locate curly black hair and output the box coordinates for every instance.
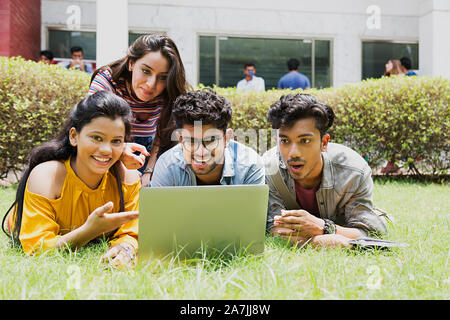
[400,57,412,70]
[267,93,335,137]
[287,58,300,71]
[172,90,232,132]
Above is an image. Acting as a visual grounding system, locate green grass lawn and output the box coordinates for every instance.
[0,181,448,300]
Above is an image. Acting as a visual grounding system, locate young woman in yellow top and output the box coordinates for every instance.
[3,91,140,267]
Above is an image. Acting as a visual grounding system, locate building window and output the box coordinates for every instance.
[198,36,332,89]
[48,30,160,60]
[199,36,216,86]
[129,33,146,46]
[362,41,419,79]
[48,30,96,60]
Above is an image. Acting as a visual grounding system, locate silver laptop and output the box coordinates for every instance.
[138,185,269,261]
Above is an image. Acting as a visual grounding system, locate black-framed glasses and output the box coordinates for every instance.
[181,135,223,152]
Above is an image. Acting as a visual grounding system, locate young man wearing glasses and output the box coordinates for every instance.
[150,90,265,187]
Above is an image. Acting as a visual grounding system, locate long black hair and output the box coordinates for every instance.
[90,34,189,156]
[2,91,132,245]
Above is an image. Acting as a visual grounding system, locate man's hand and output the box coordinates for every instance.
[273,209,325,239]
[270,227,310,247]
[271,227,352,249]
[68,59,77,68]
[311,234,352,249]
[69,59,85,70]
[120,142,150,170]
[141,171,152,187]
[101,243,136,267]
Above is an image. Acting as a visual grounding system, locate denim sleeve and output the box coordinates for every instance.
[344,170,387,235]
[243,156,265,186]
[150,156,175,187]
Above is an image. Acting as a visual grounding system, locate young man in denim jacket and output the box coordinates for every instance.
[265,94,387,248]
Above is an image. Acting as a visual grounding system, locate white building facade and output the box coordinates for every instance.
[41,0,450,88]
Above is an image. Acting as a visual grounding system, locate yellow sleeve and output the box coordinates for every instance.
[19,189,61,255]
[109,180,140,250]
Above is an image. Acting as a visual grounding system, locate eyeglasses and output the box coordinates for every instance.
[181,135,223,152]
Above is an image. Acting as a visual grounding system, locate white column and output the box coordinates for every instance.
[419,0,450,78]
[96,0,128,68]
[333,34,362,88]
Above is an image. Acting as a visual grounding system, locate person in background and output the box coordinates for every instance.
[383,59,404,77]
[66,46,93,73]
[400,57,417,76]
[278,58,311,90]
[38,50,54,65]
[236,62,265,92]
[89,34,189,187]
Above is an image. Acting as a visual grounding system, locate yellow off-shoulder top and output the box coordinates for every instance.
[9,159,140,255]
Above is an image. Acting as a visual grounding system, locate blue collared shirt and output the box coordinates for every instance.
[150,140,265,187]
[277,71,311,90]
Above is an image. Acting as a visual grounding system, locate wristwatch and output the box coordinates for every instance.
[142,167,153,175]
[323,219,336,234]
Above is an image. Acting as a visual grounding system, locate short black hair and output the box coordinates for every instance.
[268,94,335,136]
[287,58,300,71]
[70,46,83,54]
[400,57,412,70]
[40,50,54,61]
[244,62,255,69]
[172,90,232,132]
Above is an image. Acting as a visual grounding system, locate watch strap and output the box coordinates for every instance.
[143,167,154,174]
[323,219,336,234]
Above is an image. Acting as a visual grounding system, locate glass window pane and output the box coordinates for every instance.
[218,37,312,90]
[129,32,166,46]
[199,36,216,87]
[48,30,96,60]
[314,40,331,88]
[362,42,419,79]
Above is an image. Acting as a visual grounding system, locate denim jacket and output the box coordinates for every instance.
[151,140,265,187]
[265,143,387,236]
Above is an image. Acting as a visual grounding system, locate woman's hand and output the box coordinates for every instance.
[55,202,138,250]
[120,142,150,170]
[81,202,138,241]
[101,243,136,267]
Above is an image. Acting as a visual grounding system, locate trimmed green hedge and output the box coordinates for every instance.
[1,56,449,178]
[212,76,449,175]
[0,56,90,179]
[317,76,449,174]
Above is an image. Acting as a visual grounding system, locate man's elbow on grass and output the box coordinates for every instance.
[346,205,389,238]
